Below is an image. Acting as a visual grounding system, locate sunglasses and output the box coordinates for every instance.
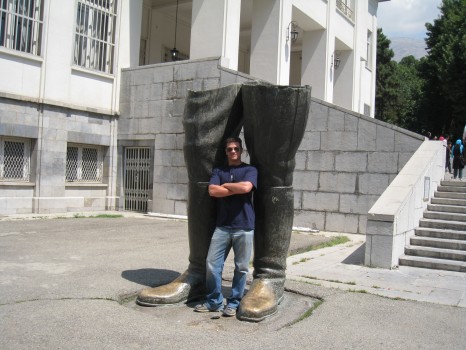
[226,147,240,152]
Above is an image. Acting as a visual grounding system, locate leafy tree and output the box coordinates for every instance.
[421,0,466,137]
[393,56,424,131]
[374,29,399,124]
[374,31,424,130]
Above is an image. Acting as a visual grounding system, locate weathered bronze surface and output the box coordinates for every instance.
[136,84,243,306]
[183,84,243,181]
[136,271,205,306]
[238,84,311,321]
[242,84,310,187]
[137,83,311,319]
[236,279,283,322]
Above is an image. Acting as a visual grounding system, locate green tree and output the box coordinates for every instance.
[374,30,423,129]
[394,56,424,131]
[421,0,466,136]
[374,28,399,124]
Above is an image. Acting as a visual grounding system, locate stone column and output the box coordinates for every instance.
[249,0,292,85]
[118,0,143,68]
[333,50,354,110]
[301,29,327,100]
[190,0,241,70]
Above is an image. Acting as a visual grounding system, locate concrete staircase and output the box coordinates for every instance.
[399,179,466,272]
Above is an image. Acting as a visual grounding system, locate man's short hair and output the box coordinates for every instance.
[225,137,243,149]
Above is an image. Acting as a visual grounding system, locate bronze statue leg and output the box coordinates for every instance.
[238,84,311,321]
[137,84,243,306]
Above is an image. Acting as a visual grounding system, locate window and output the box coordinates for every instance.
[0,137,31,181]
[74,0,117,74]
[366,30,372,68]
[66,144,103,182]
[336,0,354,21]
[0,0,44,56]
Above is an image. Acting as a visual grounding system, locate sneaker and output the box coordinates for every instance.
[194,303,222,313]
[222,306,237,317]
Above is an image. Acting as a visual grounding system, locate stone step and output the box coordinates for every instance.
[405,245,466,261]
[423,211,466,223]
[427,203,466,214]
[431,197,466,207]
[419,218,466,232]
[437,185,466,193]
[427,204,466,215]
[415,227,466,241]
[434,191,466,200]
[405,179,466,273]
[441,180,466,187]
[399,255,466,273]
[410,236,466,250]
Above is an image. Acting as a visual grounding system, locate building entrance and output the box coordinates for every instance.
[124,147,151,212]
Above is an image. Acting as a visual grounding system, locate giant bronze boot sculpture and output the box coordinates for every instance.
[237,84,311,321]
[137,84,243,306]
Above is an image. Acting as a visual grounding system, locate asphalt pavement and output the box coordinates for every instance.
[0,213,465,349]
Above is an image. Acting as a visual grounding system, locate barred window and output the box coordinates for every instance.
[66,144,103,182]
[0,0,44,56]
[74,0,117,74]
[0,137,31,181]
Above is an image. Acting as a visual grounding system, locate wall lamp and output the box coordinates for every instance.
[332,53,341,69]
[286,21,299,43]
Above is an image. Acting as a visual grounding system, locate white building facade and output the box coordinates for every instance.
[140,0,386,117]
[0,0,388,215]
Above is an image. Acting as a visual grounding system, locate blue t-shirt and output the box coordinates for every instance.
[209,163,258,230]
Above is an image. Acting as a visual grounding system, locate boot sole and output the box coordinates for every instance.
[136,292,205,307]
[237,308,278,322]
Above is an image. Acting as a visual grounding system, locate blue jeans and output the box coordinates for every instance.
[205,227,254,310]
[454,168,463,179]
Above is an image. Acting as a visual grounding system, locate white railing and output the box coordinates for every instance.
[336,0,354,21]
[365,141,445,268]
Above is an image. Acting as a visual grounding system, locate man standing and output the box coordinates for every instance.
[194,137,257,317]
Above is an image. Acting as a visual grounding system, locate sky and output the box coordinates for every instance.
[377,0,443,40]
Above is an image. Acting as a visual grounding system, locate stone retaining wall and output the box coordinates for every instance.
[119,57,424,234]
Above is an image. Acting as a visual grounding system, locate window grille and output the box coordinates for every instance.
[74,0,117,74]
[66,144,103,182]
[0,0,44,56]
[124,147,151,212]
[336,0,353,21]
[0,137,31,181]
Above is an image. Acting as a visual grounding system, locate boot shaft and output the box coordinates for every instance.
[242,84,311,187]
[253,186,294,279]
[183,84,243,182]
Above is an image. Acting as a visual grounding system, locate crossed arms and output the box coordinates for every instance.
[208,182,253,198]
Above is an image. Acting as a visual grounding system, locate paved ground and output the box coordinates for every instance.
[1,213,465,349]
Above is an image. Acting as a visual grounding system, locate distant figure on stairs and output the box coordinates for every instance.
[452,139,464,180]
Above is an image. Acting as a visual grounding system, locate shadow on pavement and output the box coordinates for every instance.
[341,243,365,265]
[121,268,181,287]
